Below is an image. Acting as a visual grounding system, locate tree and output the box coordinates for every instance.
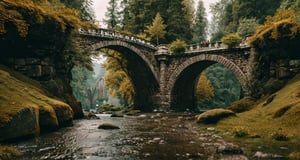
[237,18,258,37]
[196,72,214,108]
[60,0,95,22]
[201,64,241,109]
[104,0,120,29]
[193,0,207,42]
[102,50,135,107]
[145,13,167,45]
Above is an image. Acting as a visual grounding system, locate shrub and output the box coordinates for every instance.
[271,128,289,141]
[168,39,187,54]
[221,33,242,48]
[228,98,255,113]
[196,108,236,124]
[232,127,249,137]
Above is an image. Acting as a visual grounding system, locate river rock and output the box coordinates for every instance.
[0,107,39,141]
[216,143,243,154]
[218,155,248,160]
[98,123,120,129]
[111,112,124,117]
[253,151,285,159]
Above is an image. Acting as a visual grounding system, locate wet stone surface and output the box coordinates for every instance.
[13,112,246,160]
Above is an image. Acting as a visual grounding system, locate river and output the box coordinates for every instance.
[11,112,285,160]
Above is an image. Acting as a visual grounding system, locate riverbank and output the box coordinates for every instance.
[197,74,300,159]
[0,65,74,142]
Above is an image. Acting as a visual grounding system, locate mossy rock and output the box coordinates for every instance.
[196,109,236,124]
[97,104,122,113]
[228,98,255,113]
[125,109,141,116]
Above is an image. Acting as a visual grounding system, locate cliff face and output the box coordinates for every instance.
[0,23,83,119]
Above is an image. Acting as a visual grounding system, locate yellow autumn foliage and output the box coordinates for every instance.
[196,72,214,105]
[103,49,135,106]
[0,0,94,37]
[248,8,300,47]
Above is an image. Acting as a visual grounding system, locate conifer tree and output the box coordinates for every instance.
[145,13,167,45]
[193,0,207,42]
[104,0,120,29]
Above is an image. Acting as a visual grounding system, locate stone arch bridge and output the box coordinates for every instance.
[78,28,251,111]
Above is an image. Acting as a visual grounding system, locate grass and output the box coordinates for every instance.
[199,74,300,157]
[0,65,71,129]
[215,74,300,138]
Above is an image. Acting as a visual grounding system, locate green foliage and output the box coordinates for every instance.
[228,98,255,113]
[104,0,120,29]
[201,64,241,109]
[115,0,193,43]
[168,39,187,54]
[193,0,207,42]
[209,0,281,41]
[221,33,242,48]
[196,72,214,108]
[145,13,167,45]
[237,18,258,37]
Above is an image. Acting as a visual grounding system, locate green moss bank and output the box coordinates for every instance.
[199,74,300,157]
[0,66,73,141]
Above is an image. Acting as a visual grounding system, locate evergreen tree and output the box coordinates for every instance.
[165,0,193,43]
[60,0,95,22]
[193,0,207,42]
[145,13,167,45]
[104,0,120,29]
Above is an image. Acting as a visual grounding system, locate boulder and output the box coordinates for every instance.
[0,107,39,141]
[52,104,73,127]
[196,109,236,124]
[216,143,243,154]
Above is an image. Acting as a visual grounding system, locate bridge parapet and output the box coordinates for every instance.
[78,28,156,49]
[185,41,250,54]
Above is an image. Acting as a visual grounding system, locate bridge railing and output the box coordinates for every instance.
[78,28,156,49]
[185,41,250,53]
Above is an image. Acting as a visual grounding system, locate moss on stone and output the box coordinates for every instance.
[0,65,73,140]
[196,109,236,124]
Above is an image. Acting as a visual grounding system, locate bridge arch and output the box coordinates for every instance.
[166,54,246,111]
[87,40,160,111]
